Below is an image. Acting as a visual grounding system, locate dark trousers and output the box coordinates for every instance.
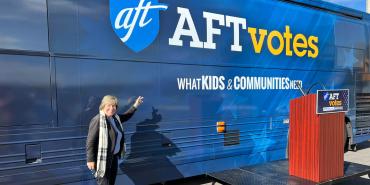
[96,154,118,185]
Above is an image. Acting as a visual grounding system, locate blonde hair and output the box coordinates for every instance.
[99,95,119,111]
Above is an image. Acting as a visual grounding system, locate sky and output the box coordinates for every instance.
[323,0,366,12]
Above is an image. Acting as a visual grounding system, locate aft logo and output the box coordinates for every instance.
[324,92,339,101]
[110,0,168,52]
[323,92,329,101]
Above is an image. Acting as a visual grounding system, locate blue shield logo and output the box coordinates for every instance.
[110,0,168,52]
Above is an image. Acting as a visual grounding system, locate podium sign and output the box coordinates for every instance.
[317,89,349,114]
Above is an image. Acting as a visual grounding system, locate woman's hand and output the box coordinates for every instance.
[133,96,144,109]
[87,162,96,170]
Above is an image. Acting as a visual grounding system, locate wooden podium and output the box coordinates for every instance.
[289,94,344,182]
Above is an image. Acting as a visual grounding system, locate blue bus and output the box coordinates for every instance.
[0,0,370,184]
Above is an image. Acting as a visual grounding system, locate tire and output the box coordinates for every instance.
[344,122,348,151]
[351,144,357,152]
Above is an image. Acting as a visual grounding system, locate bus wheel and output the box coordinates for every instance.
[344,122,348,151]
[350,144,357,152]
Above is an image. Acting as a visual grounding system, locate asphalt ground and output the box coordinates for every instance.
[335,140,370,185]
[159,141,370,185]
[68,141,370,185]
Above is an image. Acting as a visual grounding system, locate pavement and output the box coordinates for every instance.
[335,140,370,185]
[164,141,370,185]
[67,141,370,185]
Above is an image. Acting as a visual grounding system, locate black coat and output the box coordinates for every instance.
[86,106,136,162]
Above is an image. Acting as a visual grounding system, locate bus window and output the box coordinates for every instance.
[0,54,52,126]
[335,20,366,50]
[0,0,48,51]
[336,47,364,70]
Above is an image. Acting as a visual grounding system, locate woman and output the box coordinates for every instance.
[86,95,144,185]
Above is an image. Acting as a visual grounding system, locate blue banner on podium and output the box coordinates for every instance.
[317,89,349,114]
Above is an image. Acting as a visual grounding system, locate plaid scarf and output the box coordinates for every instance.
[95,111,122,178]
